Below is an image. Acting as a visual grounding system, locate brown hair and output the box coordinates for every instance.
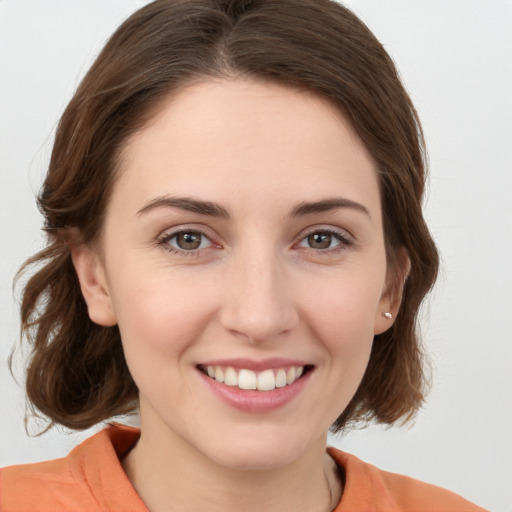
[15,0,438,432]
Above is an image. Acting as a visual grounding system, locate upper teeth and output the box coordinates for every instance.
[205,366,304,391]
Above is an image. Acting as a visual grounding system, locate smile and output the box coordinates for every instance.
[197,361,314,412]
[199,365,307,391]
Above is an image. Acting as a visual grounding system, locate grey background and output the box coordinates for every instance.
[1,1,511,510]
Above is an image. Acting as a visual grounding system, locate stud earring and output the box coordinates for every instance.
[382,312,393,320]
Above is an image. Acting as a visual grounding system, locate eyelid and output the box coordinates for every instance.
[154,223,355,257]
[294,225,355,250]
[156,225,221,256]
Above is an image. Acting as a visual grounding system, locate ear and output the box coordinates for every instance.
[374,248,410,335]
[71,246,117,327]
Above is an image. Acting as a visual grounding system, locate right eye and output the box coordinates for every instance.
[158,230,212,254]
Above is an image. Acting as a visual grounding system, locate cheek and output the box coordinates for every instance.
[108,267,219,376]
[303,269,384,339]
[299,268,383,378]
[315,300,375,373]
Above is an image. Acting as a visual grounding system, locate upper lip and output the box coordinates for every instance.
[197,358,312,372]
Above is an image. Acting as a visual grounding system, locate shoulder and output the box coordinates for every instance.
[0,454,98,511]
[0,424,145,512]
[328,447,488,512]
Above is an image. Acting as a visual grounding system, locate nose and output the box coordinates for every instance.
[219,249,299,344]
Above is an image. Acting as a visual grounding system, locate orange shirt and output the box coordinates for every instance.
[1,424,487,511]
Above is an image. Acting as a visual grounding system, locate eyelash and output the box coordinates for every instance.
[156,227,353,257]
[296,227,354,253]
[156,229,213,257]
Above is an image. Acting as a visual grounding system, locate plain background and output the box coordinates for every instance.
[0,1,511,511]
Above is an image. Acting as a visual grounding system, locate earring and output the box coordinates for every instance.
[382,312,393,320]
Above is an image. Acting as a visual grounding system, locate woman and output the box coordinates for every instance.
[0,1,488,510]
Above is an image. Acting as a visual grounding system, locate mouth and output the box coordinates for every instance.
[197,364,314,392]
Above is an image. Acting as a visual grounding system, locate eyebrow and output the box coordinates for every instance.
[137,196,230,218]
[137,195,370,220]
[290,197,371,219]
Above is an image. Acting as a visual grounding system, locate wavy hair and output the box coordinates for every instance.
[14,0,439,432]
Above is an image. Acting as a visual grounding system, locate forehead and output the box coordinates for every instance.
[114,79,381,218]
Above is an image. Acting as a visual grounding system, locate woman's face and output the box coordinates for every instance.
[77,79,395,470]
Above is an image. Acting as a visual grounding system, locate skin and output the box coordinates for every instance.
[73,79,402,512]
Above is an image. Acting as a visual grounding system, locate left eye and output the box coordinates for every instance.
[298,231,345,250]
[163,230,212,251]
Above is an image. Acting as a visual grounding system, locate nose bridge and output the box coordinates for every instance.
[220,244,298,342]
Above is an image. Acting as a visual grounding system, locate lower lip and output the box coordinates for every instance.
[197,369,312,413]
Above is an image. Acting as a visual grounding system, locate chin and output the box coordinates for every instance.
[212,447,296,472]
[197,425,319,472]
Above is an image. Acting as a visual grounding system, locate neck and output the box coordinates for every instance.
[122,418,341,512]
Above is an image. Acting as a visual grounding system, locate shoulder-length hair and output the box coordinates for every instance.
[16,0,438,432]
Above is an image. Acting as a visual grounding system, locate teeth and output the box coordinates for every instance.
[257,369,275,391]
[224,367,238,386]
[238,369,257,390]
[204,365,306,391]
[214,367,224,383]
[275,369,287,388]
